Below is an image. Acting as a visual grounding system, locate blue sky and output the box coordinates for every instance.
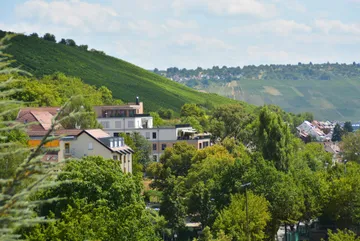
[1,0,360,69]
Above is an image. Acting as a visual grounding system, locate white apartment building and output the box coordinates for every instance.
[94,99,211,161]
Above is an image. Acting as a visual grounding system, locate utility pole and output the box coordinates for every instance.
[241,182,251,241]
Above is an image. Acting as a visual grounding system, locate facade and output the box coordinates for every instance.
[59,129,134,173]
[16,108,134,173]
[95,100,211,161]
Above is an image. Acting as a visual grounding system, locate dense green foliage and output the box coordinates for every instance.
[145,105,360,240]
[0,30,238,113]
[25,157,163,240]
[328,229,360,241]
[159,64,360,120]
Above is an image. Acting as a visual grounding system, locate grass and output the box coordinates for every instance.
[0,30,238,113]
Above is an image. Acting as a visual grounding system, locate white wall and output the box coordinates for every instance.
[98,117,153,130]
[59,133,133,173]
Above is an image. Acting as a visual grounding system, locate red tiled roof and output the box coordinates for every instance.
[17,107,63,132]
[31,111,54,130]
[17,107,60,119]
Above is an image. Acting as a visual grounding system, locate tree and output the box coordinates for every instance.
[213,192,271,241]
[0,34,70,239]
[59,38,66,44]
[341,131,360,163]
[98,85,114,105]
[79,44,88,51]
[43,33,56,42]
[181,116,203,132]
[256,106,296,172]
[150,112,164,126]
[344,121,353,133]
[332,123,343,142]
[59,95,101,129]
[298,142,332,171]
[327,229,360,241]
[130,132,152,168]
[160,142,197,178]
[29,33,38,38]
[26,156,162,240]
[160,177,187,231]
[195,227,232,241]
[322,162,360,229]
[65,39,76,46]
[180,103,205,118]
[210,104,255,143]
[158,108,174,119]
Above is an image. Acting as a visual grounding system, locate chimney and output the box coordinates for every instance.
[136,96,139,105]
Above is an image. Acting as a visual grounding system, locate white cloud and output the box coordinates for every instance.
[314,19,360,35]
[128,20,161,38]
[230,19,311,35]
[272,0,306,13]
[172,0,276,17]
[15,0,122,33]
[175,33,233,51]
[247,45,289,62]
[163,19,198,30]
[0,22,70,36]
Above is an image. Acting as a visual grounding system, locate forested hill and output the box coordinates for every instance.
[0,30,236,113]
[156,64,360,121]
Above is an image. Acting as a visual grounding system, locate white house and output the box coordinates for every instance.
[59,129,134,173]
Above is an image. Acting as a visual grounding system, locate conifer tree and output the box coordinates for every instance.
[0,34,81,240]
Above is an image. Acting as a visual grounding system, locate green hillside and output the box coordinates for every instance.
[0,30,236,112]
[160,65,360,121]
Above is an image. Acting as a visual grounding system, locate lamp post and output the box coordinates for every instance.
[344,159,348,175]
[241,182,251,241]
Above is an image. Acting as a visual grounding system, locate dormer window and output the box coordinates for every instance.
[110,139,114,148]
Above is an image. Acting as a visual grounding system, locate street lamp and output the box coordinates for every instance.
[174,233,177,241]
[241,182,251,241]
[344,159,349,175]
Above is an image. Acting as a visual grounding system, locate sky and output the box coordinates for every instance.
[1,0,360,69]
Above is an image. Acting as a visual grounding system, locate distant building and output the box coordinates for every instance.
[296,121,330,142]
[95,98,211,161]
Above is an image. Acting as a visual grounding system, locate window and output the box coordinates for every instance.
[128,121,134,128]
[113,155,118,160]
[129,110,135,117]
[152,132,157,139]
[88,142,93,150]
[153,143,157,151]
[64,143,70,154]
[115,121,122,128]
[162,144,167,150]
[101,121,110,128]
[204,141,209,148]
[114,133,119,137]
[199,143,202,149]
[146,132,150,139]
[110,139,114,148]
[153,155,157,162]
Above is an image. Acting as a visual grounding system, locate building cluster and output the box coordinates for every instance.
[16,98,212,173]
[296,120,335,142]
[296,120,340,160]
